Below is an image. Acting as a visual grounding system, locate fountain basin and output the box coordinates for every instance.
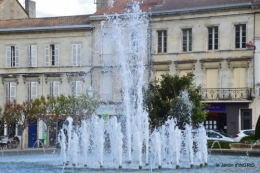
[0,153,259,173]
[229,143,260,151]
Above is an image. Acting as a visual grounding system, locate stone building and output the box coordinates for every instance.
[94,0,260,135]
[0,0,93,148]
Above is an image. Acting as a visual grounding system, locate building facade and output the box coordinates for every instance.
[0,0,93,147]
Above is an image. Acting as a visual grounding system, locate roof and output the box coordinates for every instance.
[94,0,260,15]
[0,15,91,29]
[151,0,260,13]
[94,0,161,15]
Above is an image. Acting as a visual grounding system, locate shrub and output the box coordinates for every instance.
[255,115,260,141]
[240,134,256,144]
[207,141,232,149]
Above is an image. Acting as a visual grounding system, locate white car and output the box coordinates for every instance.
[233,129,255,142]
[206,130,234,142]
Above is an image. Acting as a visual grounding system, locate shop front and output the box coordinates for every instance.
[204,103,251,135]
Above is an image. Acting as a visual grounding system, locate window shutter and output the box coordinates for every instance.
[77,44,82,66]
[31,82,37,100]
[6,83,9,102]
[27,82,31,101]
[72,44,77,66]
[54,44,59,66]
[15,46,19,67]
[31,45,37,67]
[45,45,50,66]
[10,82,16,101]
[53,81,60,97]
[76,81,82,96]
[49,82,53,96]
[28,45,31,67]
[71,81,76,95]
[6,46,11,68]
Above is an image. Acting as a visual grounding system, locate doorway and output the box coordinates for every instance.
[241,109,252,129]
[28,124,37,148]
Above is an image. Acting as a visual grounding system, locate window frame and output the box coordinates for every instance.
[27,82,38,101]
[72,44,82,66]
[49,81,60,97]
[157,30,167,53]
[6,46,19,68]
[28,45,38,67]
[208,26,218,50]
[6,82,16,103]
[182,29,192,52]
[235,24,246,49]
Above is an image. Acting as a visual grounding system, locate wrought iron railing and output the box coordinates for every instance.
[199,88,252,101]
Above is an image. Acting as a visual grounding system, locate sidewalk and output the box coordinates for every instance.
[0,147,59,156]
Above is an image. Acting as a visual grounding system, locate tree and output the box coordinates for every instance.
[144,73,207,128]
[19,99,39,150]
[2,100,23,144]
[0,107,4,135]
[255,115,260,141]
[36,95,58,148]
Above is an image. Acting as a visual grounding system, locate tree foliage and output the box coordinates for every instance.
[144,73,207,128]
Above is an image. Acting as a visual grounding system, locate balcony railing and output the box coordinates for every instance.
[200,88,252,101]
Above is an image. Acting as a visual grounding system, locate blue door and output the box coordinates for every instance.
[28,124,37,148]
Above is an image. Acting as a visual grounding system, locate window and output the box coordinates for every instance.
[157,30,167,53]
[235,24,246,48]
[102,71,112,100]
[182,29,192,52]
[131,32,138,59]
[71,81,82,96]
[102,33,113,65]
[50,81,60,97]
[6,82,16,102]
[28,45,37,67]
[72,44,82,66]
[6,46,19,68]
[45,44,59,66]
[206,69,219,88]
[27,82,37,101]
[208,27,218,50]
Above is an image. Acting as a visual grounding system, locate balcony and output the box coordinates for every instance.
[200,88,252,101]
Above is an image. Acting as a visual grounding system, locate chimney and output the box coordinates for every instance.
[96,0,114,12]
[25,0,36,18]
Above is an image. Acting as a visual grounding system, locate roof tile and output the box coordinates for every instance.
[0,15,91,29]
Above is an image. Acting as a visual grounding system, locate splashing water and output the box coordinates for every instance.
[58,2,208,169]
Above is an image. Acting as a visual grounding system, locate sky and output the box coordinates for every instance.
[18,0,96,17]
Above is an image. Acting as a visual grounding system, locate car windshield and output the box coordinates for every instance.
[243,130,255,135]
[219,132,232,138]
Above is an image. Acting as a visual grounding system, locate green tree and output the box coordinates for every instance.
[19,99,39,150]
[144,73,207,128]
[0,107,4,136]
[2,100,23,145]
[255,115,260,141]
[36,95,58,148]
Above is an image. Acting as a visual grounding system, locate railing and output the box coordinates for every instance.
[200,88,252,101]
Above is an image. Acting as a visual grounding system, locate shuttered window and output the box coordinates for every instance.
[155,71,167,81]
[206,69,219,88]
[28,82,37,101]
[28,45,37,67]
[71,81,82,96]
[45,44,59,66]
[6,46,19,68]
[102,71,112,100]
[72,44,82,66]
[6,82,16,102]
[179,70,192,77]
[233,68,246,88]
[50,81,60,97]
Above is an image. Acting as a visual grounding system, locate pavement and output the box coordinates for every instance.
[1,147,260,157]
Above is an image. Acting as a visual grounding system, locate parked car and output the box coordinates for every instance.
[206,130,234,142]
[233,129,255,142]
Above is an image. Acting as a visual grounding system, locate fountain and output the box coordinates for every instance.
[0,2,259,173]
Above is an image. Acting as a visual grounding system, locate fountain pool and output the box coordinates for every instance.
[0,154,259,173]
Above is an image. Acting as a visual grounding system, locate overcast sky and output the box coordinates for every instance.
[18,0,96,17]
